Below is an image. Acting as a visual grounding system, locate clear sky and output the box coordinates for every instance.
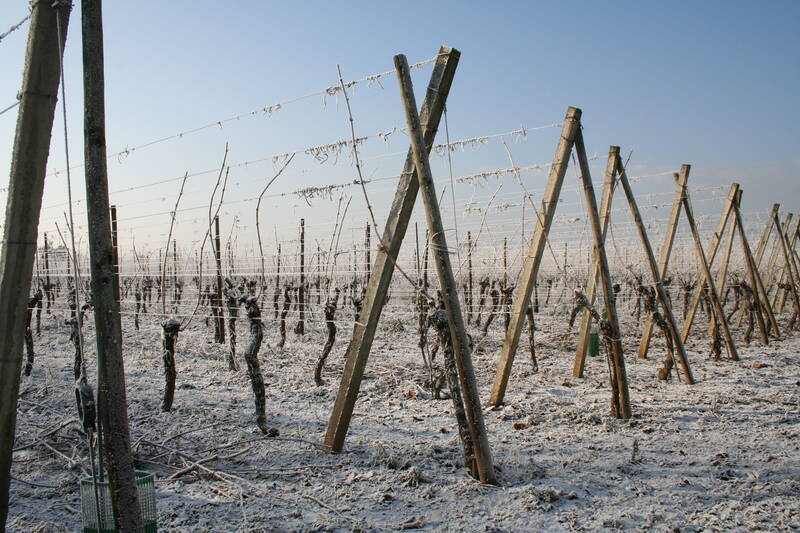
[1,1,798,273]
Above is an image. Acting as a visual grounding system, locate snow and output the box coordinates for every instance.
[8,302,800,532]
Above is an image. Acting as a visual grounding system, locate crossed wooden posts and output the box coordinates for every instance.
[322,47,497,485]
[678,183,782,352]
[490,109,632,419]
[680,184,739,348]
[574,152,693,384]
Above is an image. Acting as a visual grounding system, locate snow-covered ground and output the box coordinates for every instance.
[8,300,800,532]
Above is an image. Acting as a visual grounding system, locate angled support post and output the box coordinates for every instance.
[490,107,582,406]
[680,183,738,343]
[715,191,738,301]
[773,209,800,321]
[774,217,800,313]
[637,169,688,359]
[395,54,496,484]
[573,147,618,378]
[680,174,738,360]
[753,204,780,267]
[733,191,779,339]
[618,159,693,384]
[0,3,71,528]
[324,47,459,453]
[574,132,631,418]
[765,213,793,308]
[733,190,769,344]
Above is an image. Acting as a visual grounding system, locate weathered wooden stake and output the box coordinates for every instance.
[734,191,778,339]
[680,173,738,360]
[775,217,800,314]
[0,3,71,527]
[324,47,459,455]
[617,157,693,383]
[772,209,800,321]
[637,169,687,359]
[753,204,780,267]
[81,0,143,529]
[491,106,581,406]
[680,184,738,343]
[766,214,794,310]
[732,189,769,340]
[394,53,495,483]
[715,197,737,309]
[574,133,631,418]
[574,147,618,377]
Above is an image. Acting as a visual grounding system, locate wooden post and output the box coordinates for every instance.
[81,1,143,530]
[214,215,225,343]
[637,169,687,359]
[733,190,773,343]
[775,217,800,313]
[715,198,737,303]
[490,106,581,406]
[0,3,71,527]
[573,147,618,377]
[764,213,792,289]
[574,133,631,418]
[781,219,800,310]
[766,214,794,310]
[753,205,780,267]
[394,53,495,483]
[680,173,738,360]
[324,47,460,454]
[680,184,738,343]
[295,218,305,335]
[772,209,800,320]
[617,159,693,384]
[734,194,780,337]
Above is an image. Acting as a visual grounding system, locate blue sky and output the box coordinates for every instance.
[1,1,798,271]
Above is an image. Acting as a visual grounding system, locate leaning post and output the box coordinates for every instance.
[490,106,582,405]
[0,2,72,527]
[395,53,496,484]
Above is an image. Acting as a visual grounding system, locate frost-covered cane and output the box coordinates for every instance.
[35,288,42,336]
[481,282,500,337]
[23,292,40,376]
[223,279,241,371]
[501,284,515,333]
[314,288,340,386]
[428,308,477,479]
[525,305,538,372]
[133,289,141,331]
[239,295,275,434]
[66,302,92,380]
[277,285,292,348]
[160,318,181,411]
[475,277,490,327]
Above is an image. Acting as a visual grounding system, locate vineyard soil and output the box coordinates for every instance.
[8,306,800,532]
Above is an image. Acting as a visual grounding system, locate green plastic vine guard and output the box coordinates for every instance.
[80,471,157,532]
